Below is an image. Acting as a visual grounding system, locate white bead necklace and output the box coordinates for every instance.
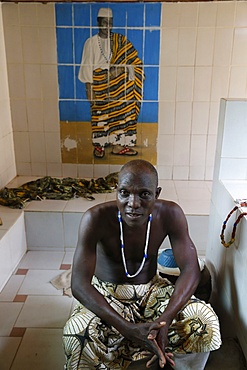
[118,211,152,278]
[97,33,112,63]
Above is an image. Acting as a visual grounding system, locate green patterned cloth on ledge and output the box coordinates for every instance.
[0,173,118,209]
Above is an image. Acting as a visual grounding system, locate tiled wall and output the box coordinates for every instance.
[0,5,16,189]
[2,2,247,186]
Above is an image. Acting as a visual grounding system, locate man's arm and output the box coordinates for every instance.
[150,202,200,354]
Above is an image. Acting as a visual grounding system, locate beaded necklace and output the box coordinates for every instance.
[97,33,112,63]
[118,211,152,278]
[220,201,247,248]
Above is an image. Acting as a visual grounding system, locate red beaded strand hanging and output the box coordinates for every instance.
[220,201,247,248]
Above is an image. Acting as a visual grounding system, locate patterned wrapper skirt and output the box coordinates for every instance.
[63,275,221,370]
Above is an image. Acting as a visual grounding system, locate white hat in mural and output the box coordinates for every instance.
[98,8,113,18]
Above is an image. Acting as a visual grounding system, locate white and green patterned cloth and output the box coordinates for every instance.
[63,275,221,370]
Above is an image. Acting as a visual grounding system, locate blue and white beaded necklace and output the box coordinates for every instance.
[118,211,152,278]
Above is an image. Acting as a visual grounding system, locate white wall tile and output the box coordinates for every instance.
[208,102,220,135]
[192,102,209,135]
[10,99,28,132]
[158,102,175,135]
[26,99,44,132]
[216,2,235,28]
[0,100,11,137]
[177,28,196,65]
[206,135,217,167]
[41,65,58,98]
[30,162,47,177]
[25,211,64,248]
[47,163,62,177]
[45,133,61,163]
[190,134,207,166]
[198,3,217,27]
[78,164,94,178]
[19,3,37,26]
[174,135,190,165]
[43,99,60,133]
[2,3,19,26]
[232,28,247,66]
[211,66,229,102]
[228,67,247,99]
[21,26,40,64]
[37,3,55,26]
[235,1,247,27]
[24,64,42,99]
[62,164,78,178]
[39,27,57,64]
[160,28,178,66]
[16,162,32,176]
[13,132,31,163]
[93,164,110,178]
[159,67,176,101]
[189,165,205,180]
[29,132,46,163]
[4,26,22,64]
[157,165,173,180]
[178,3,198,28]
[173,166,189,180]
[213,28,234,66]
[161,4,180,28]
[195,28,215,66]
[175,102,192,134]
[176,67,194,101]
[157,135,174,165]
[205,166,214,181]
[193,67,212,101]
[8,64,25,99]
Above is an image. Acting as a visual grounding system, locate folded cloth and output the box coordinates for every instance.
[50,268,72,297]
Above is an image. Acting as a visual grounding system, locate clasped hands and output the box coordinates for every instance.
[125,321,175,369]
[146,322,174,368]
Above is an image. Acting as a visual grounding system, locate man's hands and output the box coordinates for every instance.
[146,322,175,369]
[122,321,174,369]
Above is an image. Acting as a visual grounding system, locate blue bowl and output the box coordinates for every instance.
[158,249,178,268]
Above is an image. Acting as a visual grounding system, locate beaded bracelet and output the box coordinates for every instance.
[220,201,247,248]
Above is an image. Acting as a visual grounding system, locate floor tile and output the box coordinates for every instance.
[18,269,64,296]
[15,295,73,328]
[60,264,71,270]
[15,269,28,275]
[11,328,65,370]
[0,275,25,302]
[0,302,23,336]
[0,337,22,370]
[10,327,26,337]
[18,251,65,269]
[62,251,75,265]
[13,295,28,302]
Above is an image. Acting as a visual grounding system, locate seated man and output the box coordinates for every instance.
[63,159,221,369]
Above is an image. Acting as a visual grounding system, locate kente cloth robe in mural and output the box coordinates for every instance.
[63,275,221,370]
[78,33,144,148]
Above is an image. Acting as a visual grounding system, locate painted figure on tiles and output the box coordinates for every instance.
[78,7,145,159]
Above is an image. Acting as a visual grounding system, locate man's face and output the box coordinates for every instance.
[116,170,160,227]
[98,17,113,39]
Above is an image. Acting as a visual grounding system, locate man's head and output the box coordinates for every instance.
[97,8,113,39]
[116,160,161,227]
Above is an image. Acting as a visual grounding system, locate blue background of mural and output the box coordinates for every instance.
[56,2,161,123]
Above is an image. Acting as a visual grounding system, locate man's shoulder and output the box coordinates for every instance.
[86,200,117,217]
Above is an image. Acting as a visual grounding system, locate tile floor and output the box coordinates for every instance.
[0,178,245,369]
